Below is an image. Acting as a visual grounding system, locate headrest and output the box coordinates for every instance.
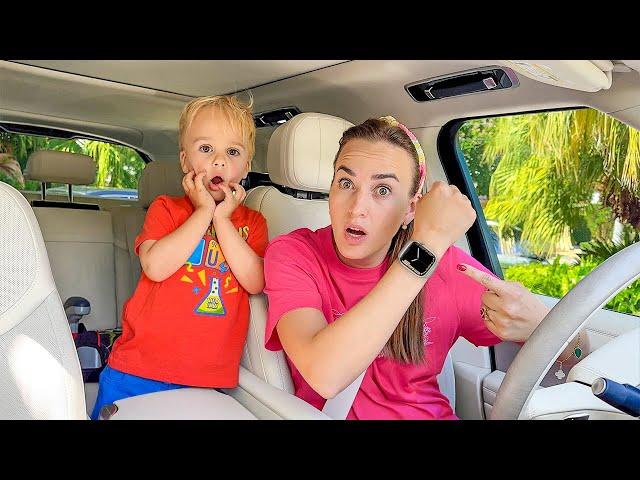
[138,161,184,209]
[266,113,353,193]
[25,150,96,185]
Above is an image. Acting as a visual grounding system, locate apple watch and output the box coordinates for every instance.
[397,240,438,277]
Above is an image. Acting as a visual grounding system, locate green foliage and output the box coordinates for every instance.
[0,154,24,187]
[0,170,24,190]
[79,140,144,189]
[503,260,640,316]
[459,109,640,257]
[0,132,145,191]
[579,228,639,263]
[456,118,497,197]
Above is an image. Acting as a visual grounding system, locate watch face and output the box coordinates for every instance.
[401,241,435,276]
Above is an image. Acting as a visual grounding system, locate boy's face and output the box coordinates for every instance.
[179,106,250,203]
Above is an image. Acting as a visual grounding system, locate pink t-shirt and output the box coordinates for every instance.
[263,226,501,420]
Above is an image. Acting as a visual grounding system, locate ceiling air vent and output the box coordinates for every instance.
[254,107,301,127]
[405,67,518,102]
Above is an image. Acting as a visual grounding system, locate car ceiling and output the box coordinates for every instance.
[2,60,640,162]
[12,60,349,97]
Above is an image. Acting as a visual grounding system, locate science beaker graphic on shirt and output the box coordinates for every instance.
[195,277,226,316]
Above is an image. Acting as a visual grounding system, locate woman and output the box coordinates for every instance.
[263,116,582,419]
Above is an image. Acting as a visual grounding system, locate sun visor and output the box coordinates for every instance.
[501,60,613,92]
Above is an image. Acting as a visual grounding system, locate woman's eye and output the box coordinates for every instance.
[228,148,240,156]
[338,178,352,189]
[199,145,212,153]
[377,186,391,196]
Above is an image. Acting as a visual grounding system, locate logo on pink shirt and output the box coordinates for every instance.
[423,317,436,346]
[370,316,436,359]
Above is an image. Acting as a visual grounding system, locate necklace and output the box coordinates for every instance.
[554,332,583,380]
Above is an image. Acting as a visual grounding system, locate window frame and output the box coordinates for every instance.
[0,122,151,201]
[0,122,152,163]
[436,105,590,370]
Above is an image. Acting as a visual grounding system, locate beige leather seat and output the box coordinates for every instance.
[111,161,184,324]
[24,151,120,414]
[26,151,118,331]
[242,113,352,395]
[0,181,86,419]
[243,112,456,413]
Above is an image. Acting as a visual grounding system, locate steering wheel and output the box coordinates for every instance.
[490,241,640,420]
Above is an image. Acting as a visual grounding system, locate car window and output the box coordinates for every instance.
[456,108,640,318]
[0,131,145,201]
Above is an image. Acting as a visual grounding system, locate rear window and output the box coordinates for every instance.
[0,129,145,201]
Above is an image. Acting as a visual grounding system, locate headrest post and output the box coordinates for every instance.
[41,182,46,201]
[68,184,73,203]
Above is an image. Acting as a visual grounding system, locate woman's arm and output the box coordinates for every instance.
[278,258,435,399]
[277,181,476,399]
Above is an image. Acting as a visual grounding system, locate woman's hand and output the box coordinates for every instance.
[411,181,477,259]
[457,263,550,342]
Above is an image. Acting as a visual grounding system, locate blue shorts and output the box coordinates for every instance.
[90,365,186,420]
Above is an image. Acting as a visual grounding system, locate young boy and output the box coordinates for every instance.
[91,95,268,419]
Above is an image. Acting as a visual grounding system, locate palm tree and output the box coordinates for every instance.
[80,140,144,189]
[480,109,640,257]
[0,153,25,188]
[0,132,144,191]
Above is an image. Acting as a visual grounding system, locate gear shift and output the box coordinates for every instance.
[64,296,91,333]
[592,377,640,418]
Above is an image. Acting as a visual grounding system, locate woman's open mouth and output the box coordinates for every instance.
[344,225,368,245]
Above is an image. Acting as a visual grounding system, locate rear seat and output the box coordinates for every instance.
[26,151,118,331]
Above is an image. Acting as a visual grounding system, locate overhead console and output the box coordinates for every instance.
[500,60,614,92]
[405,66,519,102]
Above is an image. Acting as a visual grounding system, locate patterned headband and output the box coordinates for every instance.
[379,115,426,192]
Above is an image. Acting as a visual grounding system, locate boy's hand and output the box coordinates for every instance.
[183,171,215,216]
[213,182,246,222]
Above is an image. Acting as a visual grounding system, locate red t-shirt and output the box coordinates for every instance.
[264,226,501,419]
[109,195,268,387]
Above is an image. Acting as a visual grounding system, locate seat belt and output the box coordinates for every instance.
[321,369,367,420]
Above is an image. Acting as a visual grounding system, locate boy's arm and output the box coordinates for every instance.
[214,216,265,294]
[212,183,266,295]
[139,207,213,282]
[139,171,215,282]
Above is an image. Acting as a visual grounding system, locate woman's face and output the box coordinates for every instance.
[329,138,419,268]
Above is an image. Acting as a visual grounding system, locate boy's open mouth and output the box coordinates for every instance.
[209,176,225,190]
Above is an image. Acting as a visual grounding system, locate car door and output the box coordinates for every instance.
[439,107,640,417]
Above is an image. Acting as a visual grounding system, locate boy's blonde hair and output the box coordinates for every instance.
[178,94,256,165]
